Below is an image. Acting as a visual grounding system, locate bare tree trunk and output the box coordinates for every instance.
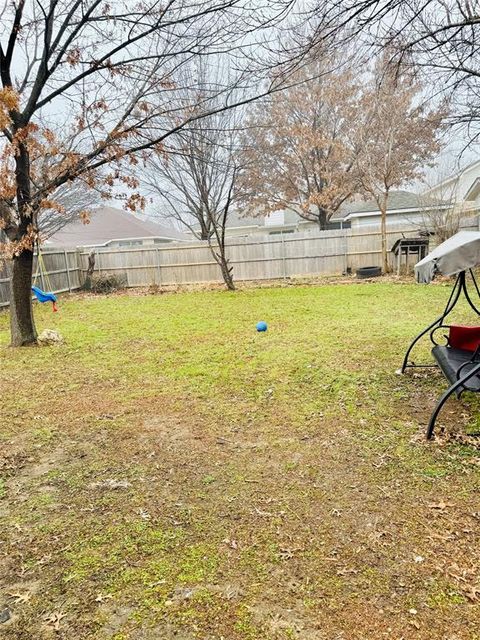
[219,255,235,291]
[83,251,96,290]
[199,218,211,241]
[209,243,235,290]
[220,264,235,290]
[317,207,328,230]
[380,202,389,273]
[9,142,38,347]
[9,249,37,347]
[207,175,236,291]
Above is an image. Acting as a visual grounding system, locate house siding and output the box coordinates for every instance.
[350,211,425,229]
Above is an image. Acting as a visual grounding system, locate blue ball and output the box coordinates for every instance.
[256,321,268,332]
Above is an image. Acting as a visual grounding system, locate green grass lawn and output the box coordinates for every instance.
[1,280,480,639]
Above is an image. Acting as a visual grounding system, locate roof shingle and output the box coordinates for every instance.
[45,207,188,247]
[344,191,420,216]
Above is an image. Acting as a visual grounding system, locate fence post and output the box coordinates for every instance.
[344,231,349,274]
[75,249,82,287]
[155,247,162,285]
[281,233,287,280]
[64,250,72,291]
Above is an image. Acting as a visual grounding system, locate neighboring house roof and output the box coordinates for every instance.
[464,177,480,201]
[45,206,189,247]
[330,208,350,221]
[344,190,448,220]
[345,191,420,217]
[225,211,262,228]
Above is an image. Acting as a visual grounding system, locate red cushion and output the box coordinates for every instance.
[449,325,480,352]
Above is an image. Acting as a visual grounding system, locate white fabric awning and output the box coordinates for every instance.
[415,231,480,283]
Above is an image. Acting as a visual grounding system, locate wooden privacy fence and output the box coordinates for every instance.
[1,220,478,308]
[74,226,441,287]
[77,231,347,286]
[0,249,81,308]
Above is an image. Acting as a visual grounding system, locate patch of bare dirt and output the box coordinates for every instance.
[142,416,196,446]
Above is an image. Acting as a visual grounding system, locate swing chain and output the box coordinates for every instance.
[34,242,53,292]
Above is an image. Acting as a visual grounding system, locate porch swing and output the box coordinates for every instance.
[401,231,480,439]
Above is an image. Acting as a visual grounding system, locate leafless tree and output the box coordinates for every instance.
[146,101,240,290]
[306,1,480,141]
[415,174,462,243]
[0,0,300,346]
[354,53,445,272]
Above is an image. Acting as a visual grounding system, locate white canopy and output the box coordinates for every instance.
[415,231,480,283]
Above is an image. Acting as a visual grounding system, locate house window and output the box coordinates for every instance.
[117,240,143,247]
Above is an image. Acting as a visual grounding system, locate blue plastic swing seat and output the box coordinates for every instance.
[32,286,57,304]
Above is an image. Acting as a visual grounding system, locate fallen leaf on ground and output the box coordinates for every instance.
[8,592,31,604]
[89,479,132,490]
[428,501,454,511]
[43,612,67,631]
[337,568,359,576]
[222,538,238,549]
[462,586,480,602]
[252,507,274,517]
[279,547,303,560]
[95,593,113,602]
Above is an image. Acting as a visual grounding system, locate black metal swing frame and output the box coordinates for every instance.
[401,269,480,439]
